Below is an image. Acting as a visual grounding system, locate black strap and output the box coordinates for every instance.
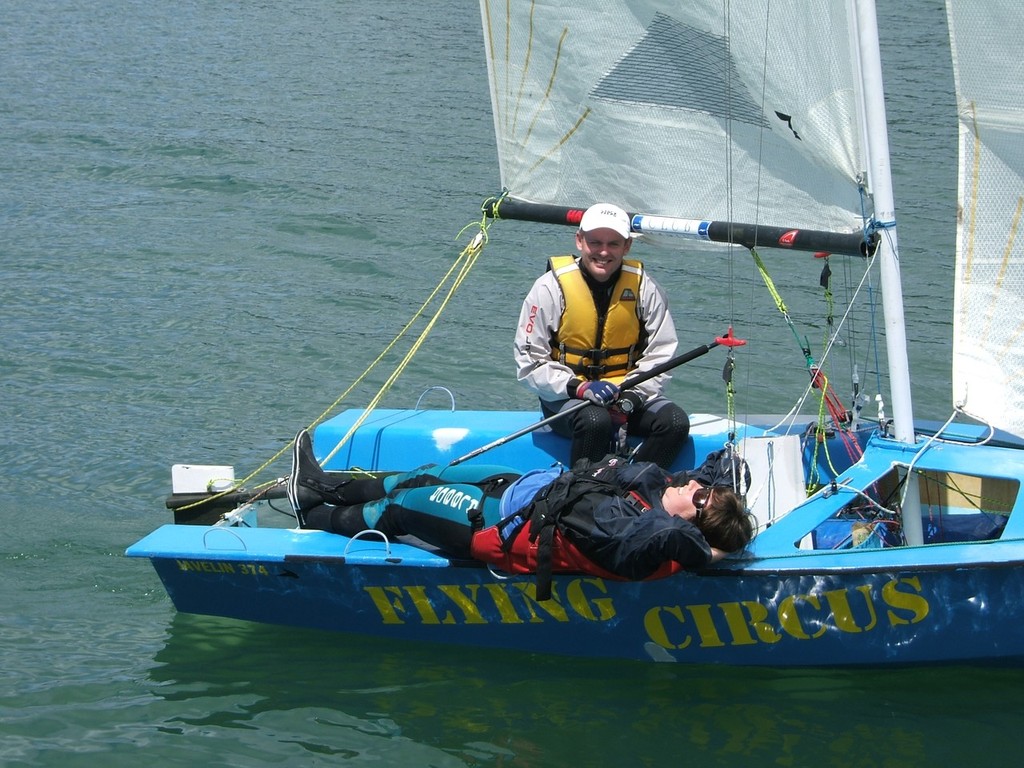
[557,342,637,379]
[534,517,555,601]
[560,342,636,359]
[515,468,630,600]
[478,473,521,498]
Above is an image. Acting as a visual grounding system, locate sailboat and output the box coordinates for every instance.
[127,0,1024,665]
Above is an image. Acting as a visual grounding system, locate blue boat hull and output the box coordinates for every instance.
[127,408,1024,665]
[130,523,1024,666]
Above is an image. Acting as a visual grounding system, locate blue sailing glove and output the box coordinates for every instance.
[575,380,619,406]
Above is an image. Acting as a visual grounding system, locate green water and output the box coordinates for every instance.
[4,0,1019,765]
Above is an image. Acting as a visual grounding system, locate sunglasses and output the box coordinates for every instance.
[692,487,713,523]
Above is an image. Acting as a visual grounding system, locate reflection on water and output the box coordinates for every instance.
[146,614,1024,767]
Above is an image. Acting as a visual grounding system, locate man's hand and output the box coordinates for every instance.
[575,380,619,406]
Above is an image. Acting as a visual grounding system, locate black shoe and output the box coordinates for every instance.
[288,429,326,527]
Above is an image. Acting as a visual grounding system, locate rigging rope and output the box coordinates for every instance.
[178,212,495,513]
[746,246,870,490]
[318,214,492,465]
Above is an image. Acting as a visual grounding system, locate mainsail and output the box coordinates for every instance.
[947,0,1024,437]
[479,0,872,247]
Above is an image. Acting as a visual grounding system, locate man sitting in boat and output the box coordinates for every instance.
[514,202,690,470]
[287,429,752,596]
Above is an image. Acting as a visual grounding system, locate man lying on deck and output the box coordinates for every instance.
[287,430,753,596]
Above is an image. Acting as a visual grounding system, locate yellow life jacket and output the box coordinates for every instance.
[549,255,643,384]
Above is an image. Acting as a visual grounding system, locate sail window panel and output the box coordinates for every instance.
[591,13,768,126]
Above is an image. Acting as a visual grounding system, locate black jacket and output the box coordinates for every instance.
[526,450,746,581]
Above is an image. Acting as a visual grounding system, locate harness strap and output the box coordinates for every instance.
[507,467,643,600]
[558,342,637,378]
[559,342,637,359]
[627,491,651,510]
[534,512,556,601]
[477,473,520,498]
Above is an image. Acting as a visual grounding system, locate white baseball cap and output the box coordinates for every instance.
[579,203,632,239]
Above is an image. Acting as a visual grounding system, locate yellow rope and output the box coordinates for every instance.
[176,214,494,513]
[748,247,857,496]
[320,223,489,465]
[748,247,790,318]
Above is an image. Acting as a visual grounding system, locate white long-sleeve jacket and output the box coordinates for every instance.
[513,260,680,405]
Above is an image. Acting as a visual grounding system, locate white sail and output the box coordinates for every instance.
[947,0,1024,437]
[479,0,871,241]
